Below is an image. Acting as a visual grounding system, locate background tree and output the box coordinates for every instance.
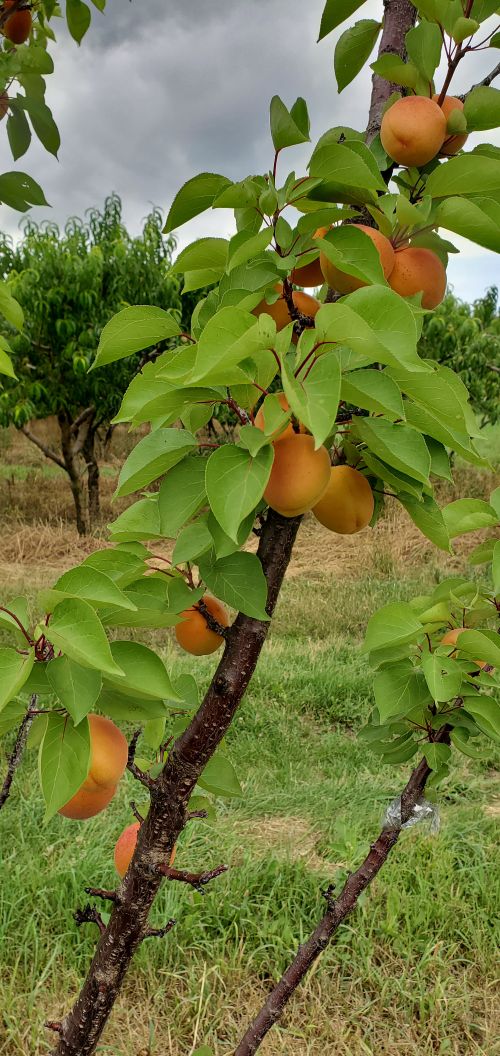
[0,194,181,533]
[419,286,500,427]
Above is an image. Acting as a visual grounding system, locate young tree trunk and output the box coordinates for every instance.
[58,413,88,536]
[82,426,100,529]
[51,510,302,1056]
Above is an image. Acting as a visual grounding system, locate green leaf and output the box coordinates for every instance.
[158,457,207,537]
[46,657,102,725]
[0,344,16,379]
[189,307,263,385]
[463,86,500,131]
[405,21,442,81]
[143,717,166,751]
[103,641,181,701]
[442,499,498,538]
[207,510,255,559]
[334,19,381,92]
[363,602,424,654]
[116,429,197,498]
[0,595,29,637]
[172,237,228,277]
[468,539,496,566]
[19,95,60,156]
[42,566,138,612]
[66,0,91,43]
[205,445,273,542]
[492,539,500,595]
[93,305,181,369]
[453,629,500,668]
[228,227,273,271]
[108,497,161,543]
[7,105,31,160]
[370,54,418,89]
[82,549,147,588]
[426,154,500,199]
[198,751,242,798]
[404,403,486,467]
[388,364,471,433]
[172,518,213,565]
[463,696,500,743]
[450,726,488,760]
[199,551,269,621]
[318,0,369,39]
[309,142,386,191]
[282,351,341,448]
[317,226,386,287]
[270,95,310,151]
[343,285,425,373]
[47,599,124,677]
[341,369,404,419]
[0,171,49,211]
[400,493,451,552]
[423,742,451,770]
[422,654,462,702]
[39,713,91,819]
[164,173,232,234]
[97,690,168,723]
[435,196,500,253]
[0,648,34,713]
[361,451,424,499]
[0,282,24,330]
[374,661,432,723]
[353,418,431,484]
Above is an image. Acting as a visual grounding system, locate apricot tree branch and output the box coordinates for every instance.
[74,906,106,935]
[126,730,156,790]
[143,919,177,940]
[158,863,228,892]
[196,598,229,639]
[459,61,500,100]
[20,425,66,471]
[84,888,119,904]
[0,695,38,811]
[366,0,417,142]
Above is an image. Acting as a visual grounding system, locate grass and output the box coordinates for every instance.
[0,567,499,1056]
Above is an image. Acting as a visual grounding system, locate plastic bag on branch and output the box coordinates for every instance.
[382,795,440,835]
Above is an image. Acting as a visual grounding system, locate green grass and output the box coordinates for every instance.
[0,569,499,1055]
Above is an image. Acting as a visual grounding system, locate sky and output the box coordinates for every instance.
[0,0,499,302]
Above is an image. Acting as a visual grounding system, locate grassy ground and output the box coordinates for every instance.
[0,426,499,1055]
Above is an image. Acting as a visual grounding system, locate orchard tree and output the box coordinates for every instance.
[420,285,500,425]
[0,195,181,534]
[1,1,500,1055]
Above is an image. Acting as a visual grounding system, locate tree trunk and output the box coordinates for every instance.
[58,413,88,536]
[51,510,302,1056]
[82,426,100,529]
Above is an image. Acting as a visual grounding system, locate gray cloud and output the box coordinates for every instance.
[0,0,498,301]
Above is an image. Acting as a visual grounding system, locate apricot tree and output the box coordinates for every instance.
[0,1,499,1054]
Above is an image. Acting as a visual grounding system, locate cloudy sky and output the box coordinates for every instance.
[0,0,499,301]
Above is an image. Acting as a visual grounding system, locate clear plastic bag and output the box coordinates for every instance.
[382,795,440,834]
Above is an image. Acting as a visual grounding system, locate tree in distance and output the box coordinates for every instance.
[1,0,31,44]
[253,283,320,335]
[380,95,447,166]
[312,465,375,535]
[58,715,128,820]
[114,822,177,878]
[441,627,488,669]
[433,94,468,155]
[290,226,329,287]
[255,392,306,443]
[320,223,395,295]
[175,595,229,655]
[264,434,331,517]
[389,246,447,309]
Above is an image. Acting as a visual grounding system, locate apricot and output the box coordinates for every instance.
[291,227,329,288]
[380,96,446,167]
[58,714,128,820]
[312,465,374,534]
[175,593,229,656]
[441,627,487,669]
[255,392,306,443]
[388,247,446,310]
[114,821,177,878]
[253,284,320,340]
[2,1,32,44]
[433,94,468,155]
[319,224,395,295]
[0,92,9,120]
[264,433,331,517]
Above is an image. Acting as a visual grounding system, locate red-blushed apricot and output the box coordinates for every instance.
[252,284,320,341]
[175,593,229,656]
[319,224,395,295]
[388,246,447,310]
[290,226,329,288]
[312,465,374,534]
[114,821,177,878]
[254,391,306,443]
[0,92,9,120]
[433,94,468,155]
[2,0,32,44]
[58,714,128,821]
[380,96,447,167]
[264,433,331,517]
[441,627,487,669]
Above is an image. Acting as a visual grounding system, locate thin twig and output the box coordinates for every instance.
[158,863,228,892]
[143,918,177,940]
[84,888,119,904]
[0,695,38,811]
[74,906,106,935]
[126,730,156,790]
[196,598,229,640]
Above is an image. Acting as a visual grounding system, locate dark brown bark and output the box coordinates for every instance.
[51,510,302,1056]
[82,426,100,529]
[366,0,417,143]
[58,413,88,536]
[0,696,37,811]
[234,728,450,1056]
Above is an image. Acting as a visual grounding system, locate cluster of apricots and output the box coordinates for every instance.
[1,0,31,44]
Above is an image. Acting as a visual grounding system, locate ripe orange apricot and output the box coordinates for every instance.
[175,594,229,656]
[114,821,177,878]
[380,96,447,167]
[254,392,306,443]
[264,433,331,517]
[2,1,32,44]
[253,284,320,339]
[441,627,487,669]
[312,465,374,534]
[319,224,395,295]
[291,227,329,288]
[433,94,468,155]
[389,247,446,310]
[58,714,128,820]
